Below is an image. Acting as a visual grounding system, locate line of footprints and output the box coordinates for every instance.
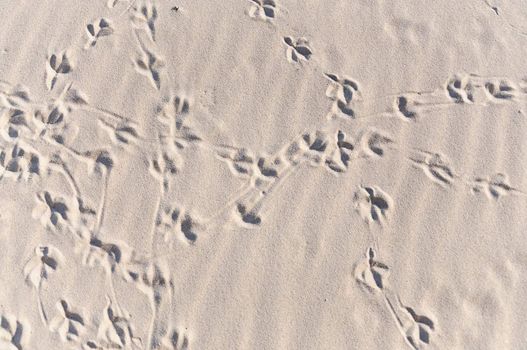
[355,248,435,350]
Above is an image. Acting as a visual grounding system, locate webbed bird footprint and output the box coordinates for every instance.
[235,203,261,227]
[0,313,29,350]
[484,80,518,101]
[409,151,456,187]
[446,74,475,104]
[0,143,41,181]
[325,129,354,173]
[353,249,436,349]
[158,94,201,147]
[298,130,331,166]
[85,18,113,48]
[325,73,360,118]
[49,300,84,343]
[45,51,73,90]
[32,191,69,228]
[23,245,64,323]
[357,129,393,158]
[283,36,312,64]
[395,96,417,120]
[93,297,142,350]
[131,2,158,42]
[353,186,392,226]
[75,234,139,277]
[215,145,279,187]
[470,173,523,200]
[99,121,140,146]
[354,247,390,292]
[388,296,436,350]
[150,149,181,189]
[446,73,521,105]
[33,83,90,132]
[133,42,164,90]
[248,0,276,21]
[159,325,190,350]
[403,305,436,349]
[157,205,199,244]
[23,245,63,290]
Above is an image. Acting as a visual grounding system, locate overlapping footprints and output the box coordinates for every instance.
[0,84,33,139]
[6,3,527,349]
[298,130,329,165]
[157,94,200,149]
[156,204,199,244]
[207,126,392,227]
[304,128,392,174]
[74,235,178,350]
[354,248,435,349]
[2,80,139,156]
[0,80,143,240]
[71,230,179,348]
[213,145,284,228]
[75,233,138,277]
[213,131,339,227]
[11,74,197,349]
[34,82,88,130]
[150,94,199,193]
[0,143,41,181]
[215,145,279,187]
[209,126,397,227]
[150,149,181,190]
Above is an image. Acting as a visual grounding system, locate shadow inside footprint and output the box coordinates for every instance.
[237,203,261,226]
[181,215,197,243]
[396,96,416,119]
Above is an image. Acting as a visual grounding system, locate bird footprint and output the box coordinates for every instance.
[283,36,312,64]
[85,18,113,48]
[45,51,73,90]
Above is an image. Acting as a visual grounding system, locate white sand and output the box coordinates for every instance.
[1,0,527,349]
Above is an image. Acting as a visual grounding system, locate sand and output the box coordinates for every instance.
[0,0,527,349]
